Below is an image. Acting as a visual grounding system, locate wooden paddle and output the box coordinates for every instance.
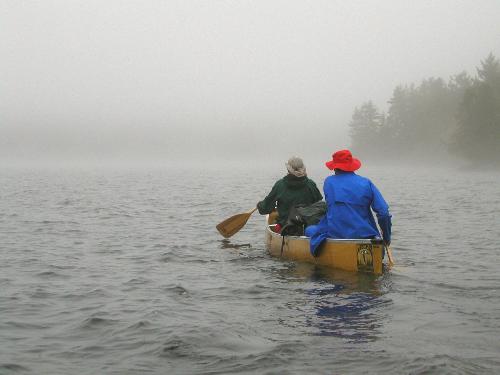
[386,245,395,267]
[216,207,257,238]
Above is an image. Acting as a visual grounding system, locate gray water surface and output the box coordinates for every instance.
[1,164,499,374]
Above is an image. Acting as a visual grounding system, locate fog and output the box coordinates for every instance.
[2,0,499,165]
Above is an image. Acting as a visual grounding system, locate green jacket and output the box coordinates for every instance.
[257,174,323,226]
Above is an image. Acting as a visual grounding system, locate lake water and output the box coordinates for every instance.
[1,163,500,374]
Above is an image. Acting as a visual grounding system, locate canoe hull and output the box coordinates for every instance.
[265,219,384,274]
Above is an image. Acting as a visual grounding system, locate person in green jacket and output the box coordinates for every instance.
[257,156,323,232]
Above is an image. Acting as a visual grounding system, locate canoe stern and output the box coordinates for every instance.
[265,218,384,274]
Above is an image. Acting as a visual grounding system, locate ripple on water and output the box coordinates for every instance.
[80,316,119,330]
[156,337,193,358]
[35,271,70,279]
[152,243,167,249]
[154,328,278,367]
[124,277,151,286]
[403,354,492,374]
[4,320,49,330]
[126,320,153,330]
[0,363,31,373]
[163,285,190,297]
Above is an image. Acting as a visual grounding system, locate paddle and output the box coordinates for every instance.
[386,245,395,267]
[216,207,257,238]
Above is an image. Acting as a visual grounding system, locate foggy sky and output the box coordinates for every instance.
[2,0,500,164]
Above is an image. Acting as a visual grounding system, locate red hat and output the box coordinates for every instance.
[325,149,361,171]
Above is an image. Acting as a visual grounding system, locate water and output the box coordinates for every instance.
[1,163,500,374]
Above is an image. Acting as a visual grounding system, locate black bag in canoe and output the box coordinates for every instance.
[280,201,327,236]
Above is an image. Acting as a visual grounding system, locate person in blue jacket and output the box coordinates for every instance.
[304,149,392,256]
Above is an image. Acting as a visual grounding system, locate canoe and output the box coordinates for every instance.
[265,214,385,274]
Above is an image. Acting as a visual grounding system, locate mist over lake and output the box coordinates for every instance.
[2,1,500,166]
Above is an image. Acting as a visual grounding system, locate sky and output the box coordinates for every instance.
[1,0,500,164]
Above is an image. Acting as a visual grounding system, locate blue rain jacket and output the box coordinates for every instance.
[306,171,391,256]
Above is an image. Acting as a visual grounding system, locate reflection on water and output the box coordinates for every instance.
[277,263,389,342]
[219,239,252,250]
[308,289,386,342]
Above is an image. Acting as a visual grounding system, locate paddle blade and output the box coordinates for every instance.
[386,246,395,267]
[216,208,256,238]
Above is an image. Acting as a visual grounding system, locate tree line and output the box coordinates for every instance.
[349,53,500,164]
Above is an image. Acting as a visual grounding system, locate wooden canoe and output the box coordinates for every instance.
[265,214,385,274]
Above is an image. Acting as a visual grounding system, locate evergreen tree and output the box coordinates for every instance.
[349,101,385,156]
[348,53,499,163]
[452,53,500,161]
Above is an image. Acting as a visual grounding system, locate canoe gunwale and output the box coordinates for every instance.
[265,216,384,245]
